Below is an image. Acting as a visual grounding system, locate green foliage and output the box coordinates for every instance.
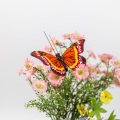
[25,66,114,120]
[24,64,116,120]
[89,98,107,119]
[108,111,116,120]
[23,45,116,120]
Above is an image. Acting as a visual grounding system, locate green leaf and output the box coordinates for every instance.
[108,111,116,120]
[95,110,101,119]
[98,108,107,113]
[89,111,96,116]
[91,98,97,105]
[95,101,103,109]
[91,97,97,109]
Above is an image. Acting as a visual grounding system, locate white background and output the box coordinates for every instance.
[0,0,120,120]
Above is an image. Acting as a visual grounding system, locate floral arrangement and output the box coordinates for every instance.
[18,32,120,120]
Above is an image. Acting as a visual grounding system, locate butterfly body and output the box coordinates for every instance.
[31,39,86,76]
[55,53,68,72]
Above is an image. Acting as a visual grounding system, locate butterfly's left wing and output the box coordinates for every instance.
[31,51,66,76]
[62,39,86,70]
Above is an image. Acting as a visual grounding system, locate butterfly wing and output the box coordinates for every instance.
[62,39,86,70]
[31,51,66,76]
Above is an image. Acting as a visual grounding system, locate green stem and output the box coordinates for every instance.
[96,61,102,68]
[28,79,32,85]
[34,74,40,79]
[86,55,91,61]
[69,38,73,43]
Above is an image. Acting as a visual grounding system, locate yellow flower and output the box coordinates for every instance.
[100,90,113,104]
[89,116,95,120]
[76,104,84,110]
[84,108,89,115]
[77,104,91,116]
[76,104,84,115]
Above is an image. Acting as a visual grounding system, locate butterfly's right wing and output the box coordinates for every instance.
[31,51,66,76]
[62,39,86,70]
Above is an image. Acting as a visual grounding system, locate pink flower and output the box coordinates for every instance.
[18,58,35,78]
[115,80,120,87]
[101,70,107,74]
[50,36,65,47]
[51,36,57,45]
[88,64,97,78]
[36,64,44,70]
[87,48,96,59]
[48,72,63,86]
[56,41,65,46]
[32,79,47,93]
[62,34,70,40]
[44,66,51,75]
[70,32,85,41]
[26,70,35,79]
[112,78,120,88]
[73,64,89,81]
[111,57,120,68]
[98,53,113,65]
[96,67,102,74]
[18,68,24,75]
[23,58,34,72]
[42,45,54,53]
[115,70,120,81]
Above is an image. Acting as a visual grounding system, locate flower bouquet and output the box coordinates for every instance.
[18,32,120,120]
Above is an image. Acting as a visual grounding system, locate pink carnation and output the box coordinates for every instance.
[32,79,47,93]
[98,53,113,65]
[23,58,34,72]
[70,32,85,41]
[62,34,70,40]
[111,57,120,68]
[87,48,96,59]
[48,72,63,86]
[73,64,89,81]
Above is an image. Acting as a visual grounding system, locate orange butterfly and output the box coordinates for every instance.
[31,39,86,76]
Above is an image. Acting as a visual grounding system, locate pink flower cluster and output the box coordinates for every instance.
[98,53,113,65]
[42,36,65,53]
[18,58,35,79]
[18,36,120,94]
[112,58,120,87]
[97,53,120,87]
[86,49,120,87]
[62,32,85,41]
[87,48,96,59]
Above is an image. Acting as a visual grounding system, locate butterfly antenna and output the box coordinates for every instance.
[43,31,56,55]
[49,35,59,53]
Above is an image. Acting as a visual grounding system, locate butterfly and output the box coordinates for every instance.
[31,39,86,76]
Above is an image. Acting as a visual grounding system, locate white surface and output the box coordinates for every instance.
[0,0,120,119]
